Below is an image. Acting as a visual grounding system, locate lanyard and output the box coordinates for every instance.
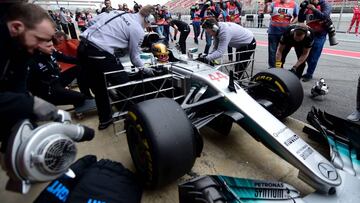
[86,11,128,40]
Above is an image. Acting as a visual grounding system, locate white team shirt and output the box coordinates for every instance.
[81,11,145,67]
[206,22,255,61]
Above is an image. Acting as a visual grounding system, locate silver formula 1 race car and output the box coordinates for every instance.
[105,32,360,202]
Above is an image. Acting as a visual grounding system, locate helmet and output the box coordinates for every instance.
[311,78,329,98]
[151,43,169,63]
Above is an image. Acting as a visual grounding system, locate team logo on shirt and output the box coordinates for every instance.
[121,16,130,26]
[38,62,47,71]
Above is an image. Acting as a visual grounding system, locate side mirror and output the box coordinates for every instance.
[140,53,156,65]
[187,48,198,59]
[140,53,152,60]
[188,48,198,53]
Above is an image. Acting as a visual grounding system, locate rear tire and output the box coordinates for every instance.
[125,98,197,187]
[251,68,303,119]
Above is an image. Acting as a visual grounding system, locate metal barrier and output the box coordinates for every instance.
[215,49,256,81]
[104,49,255,135]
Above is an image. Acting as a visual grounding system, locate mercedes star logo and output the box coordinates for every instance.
[318,163,338,180]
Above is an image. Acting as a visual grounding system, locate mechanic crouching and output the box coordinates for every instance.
[275,24,314,78]
[78,5,156,130]
[200,19,256,78]
[27,40,93,110]
[0,3,60,151]
[298,0,336,82]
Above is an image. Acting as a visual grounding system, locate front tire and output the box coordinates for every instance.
[125,98,197,187]
[251,68,303,119]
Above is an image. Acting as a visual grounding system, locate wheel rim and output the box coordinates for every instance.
[127,125,153,183]
[257,82,292,118]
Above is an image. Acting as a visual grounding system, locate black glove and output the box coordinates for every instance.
[140,67,155,76]
[289,67,296,74]
[33,96,59,121]
[197,53,209,63]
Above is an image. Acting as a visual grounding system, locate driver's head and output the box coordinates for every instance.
[139,5,155,28]
[5,3,56,54]
[152,42,169,63]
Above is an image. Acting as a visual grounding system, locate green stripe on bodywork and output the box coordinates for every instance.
[213,175,300,202]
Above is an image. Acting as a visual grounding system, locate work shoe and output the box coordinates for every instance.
[347,110,360,122]
[75,99,96,113]
[302,74,313,82]
[98,118,114,130]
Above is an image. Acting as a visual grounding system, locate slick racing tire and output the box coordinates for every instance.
[125,98,197,187]
[251,68,303,119]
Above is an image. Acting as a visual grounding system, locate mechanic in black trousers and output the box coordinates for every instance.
[27,40,93,109]
[78,5,156,130]
[0,3,60,151]
[166,17,190,54]
[201,18,256,77]
[275,24,314,79]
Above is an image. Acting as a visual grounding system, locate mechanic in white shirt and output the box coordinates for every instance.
[202,18,256,76]
[77,5,155,130]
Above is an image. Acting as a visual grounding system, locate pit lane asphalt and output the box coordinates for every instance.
[179,27,360,123]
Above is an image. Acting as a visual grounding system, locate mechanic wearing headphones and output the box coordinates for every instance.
[78,5,155,130]
[201,18,256,77]
[275,24,314,78]
[0,3,60,151]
